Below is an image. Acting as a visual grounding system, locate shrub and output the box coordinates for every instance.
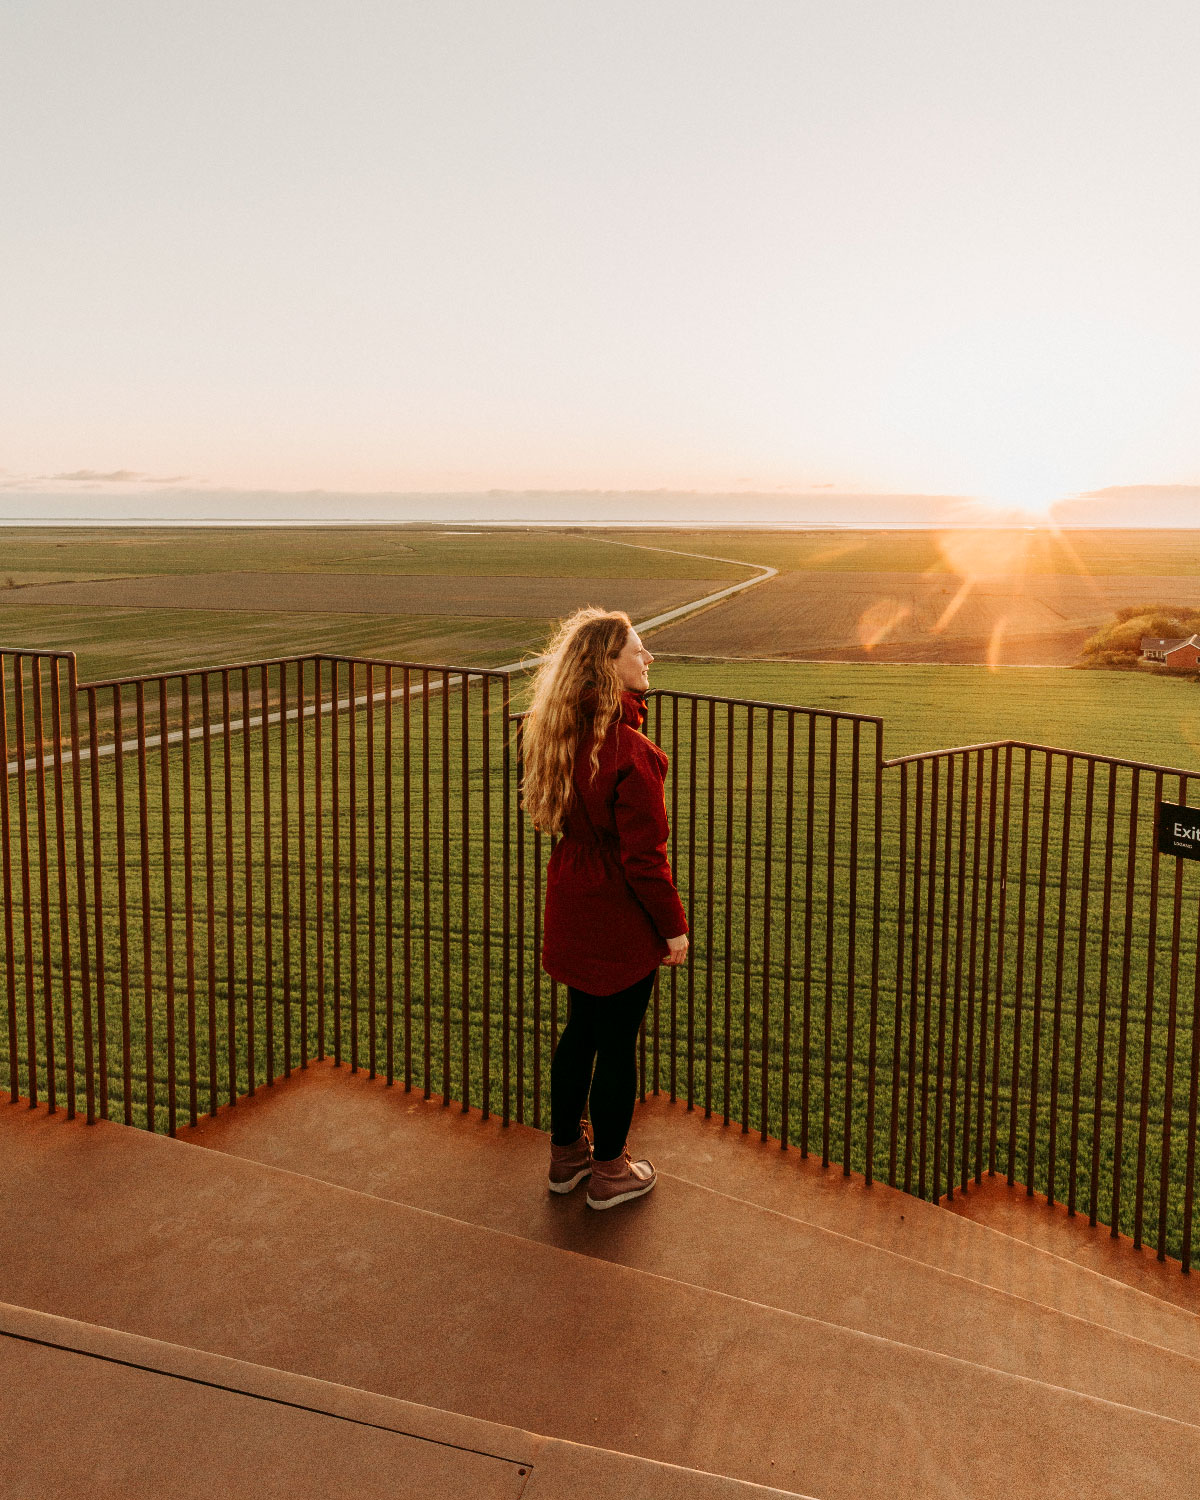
[1081,605,1200,670]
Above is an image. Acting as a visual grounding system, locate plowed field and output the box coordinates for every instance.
[647,570,1200,666]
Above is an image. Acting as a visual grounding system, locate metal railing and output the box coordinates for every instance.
[4,647,1199,1269]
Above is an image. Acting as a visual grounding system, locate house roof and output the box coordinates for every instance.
[1141,635,1200,652]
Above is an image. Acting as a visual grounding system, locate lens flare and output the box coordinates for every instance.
[985,616,1009,672]
[931,577,975,635]
[935,527,1033,582]
[856,599,912,650]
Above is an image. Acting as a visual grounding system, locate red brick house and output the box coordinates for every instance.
[1141,634,1200,668]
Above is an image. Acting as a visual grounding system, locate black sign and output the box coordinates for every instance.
[1158,801,1200,861]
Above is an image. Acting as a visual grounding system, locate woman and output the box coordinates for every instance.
[521,608,689,1210]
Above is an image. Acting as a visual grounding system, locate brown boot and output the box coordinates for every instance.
[548,1123,593,1194]
[585,1148,656,1210]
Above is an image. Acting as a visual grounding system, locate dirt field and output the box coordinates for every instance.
[646,569,1200,666]
[628,527,1200,578]
[0,572,724,619]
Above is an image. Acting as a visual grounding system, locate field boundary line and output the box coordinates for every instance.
[652,653,1076,669]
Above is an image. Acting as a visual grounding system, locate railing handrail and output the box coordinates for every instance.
[881,735,1200,782]
[7,649,1195,783]
[646,685,884,727]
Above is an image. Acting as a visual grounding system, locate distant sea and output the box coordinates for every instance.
[0,487,1196,528]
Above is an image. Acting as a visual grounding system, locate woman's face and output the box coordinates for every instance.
[614,627,654,692]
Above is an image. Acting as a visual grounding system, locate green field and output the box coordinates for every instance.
[3,526,1199,777]
[5,524,1200,1263]
[5,522,1197,585]
[0,604,550,682]
[0,525,743,684]
[0,526,745,581]
[650,661,1200,772]
[5,661,1199,1261]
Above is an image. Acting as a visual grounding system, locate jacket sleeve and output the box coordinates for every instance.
[613,739,689,941]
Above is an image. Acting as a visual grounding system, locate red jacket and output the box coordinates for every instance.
[541,690,689,995]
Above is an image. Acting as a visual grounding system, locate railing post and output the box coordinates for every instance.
[863,719,882,1185]
[501,672,512,1124]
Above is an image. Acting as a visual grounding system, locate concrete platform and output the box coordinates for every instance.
[181,1060,1200,1365]
[4,1078,1200,1498]
[0,1302,802,1499]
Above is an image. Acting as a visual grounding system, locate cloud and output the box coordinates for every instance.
[43,469,189,484]
[0,469,194,489]
[1051,485,1200,527]
[48,468,143,482]
[1074,484,1200,502]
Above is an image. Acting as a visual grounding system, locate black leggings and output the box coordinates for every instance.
[549,971,656,1161]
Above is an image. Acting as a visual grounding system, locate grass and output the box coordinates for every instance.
[0,526,746,580]
[0,605,550,685]
[6,666,1200,1261]
[7,524,1200,1262]
[9,524,1200,581]
[0,525,747,686]
[649,661,1200,773]
[5,527,1199,775]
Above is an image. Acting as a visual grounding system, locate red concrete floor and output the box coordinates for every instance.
[4,1073,1200,1499]
[1,1300,794,1499]
[943,1170,1200,1307]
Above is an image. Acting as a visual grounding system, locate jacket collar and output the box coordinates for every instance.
[619,689,648,730]
[578,686,647,731]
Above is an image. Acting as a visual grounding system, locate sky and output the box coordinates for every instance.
[3,1,1199,520]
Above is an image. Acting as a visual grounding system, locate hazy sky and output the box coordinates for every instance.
[4,1,1199,514]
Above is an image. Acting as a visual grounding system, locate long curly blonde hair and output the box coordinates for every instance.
[520,607,632,834]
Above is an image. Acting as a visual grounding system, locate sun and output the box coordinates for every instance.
[973,483,1061,522]
[999,491,1059,520]
[961,458,1080,524]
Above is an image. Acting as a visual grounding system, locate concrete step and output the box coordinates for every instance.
[942,1172,1194,1288]
[3,1101,1200,1498]
[0,1301,805,1500]
[630,1090,1200,1322]
[181,1060,1200,1377]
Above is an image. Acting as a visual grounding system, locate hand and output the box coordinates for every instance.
[663,933,689,967]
